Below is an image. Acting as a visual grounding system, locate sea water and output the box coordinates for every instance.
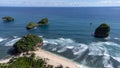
[0,7,120,68]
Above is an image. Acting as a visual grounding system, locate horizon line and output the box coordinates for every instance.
[0,6,120,8]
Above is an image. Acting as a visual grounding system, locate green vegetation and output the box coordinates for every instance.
[38,18,48,26]
[0,63,8,68]
[2,16,14,22]
[0,54,46,68]
[9,57,45,68]
[13,34,43,53]
[94,23,110,38]
[0,34,46,68]
[26,18,49,30]
[26,22,37,29]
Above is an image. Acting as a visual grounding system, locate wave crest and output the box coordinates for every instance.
[4,38,21,46]
[0,37,7,42]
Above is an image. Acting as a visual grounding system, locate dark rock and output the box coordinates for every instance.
[2,16,14,22]
[94,23,110,38]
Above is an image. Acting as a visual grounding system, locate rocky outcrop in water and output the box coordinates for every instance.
[26,18,49,30]
[26,22,36,29]
[94,23,110,38]
[2,16,14,22]
[38,18,48,26]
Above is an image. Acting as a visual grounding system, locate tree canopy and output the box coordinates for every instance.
[0,54,46,68]
[13,34,43,53]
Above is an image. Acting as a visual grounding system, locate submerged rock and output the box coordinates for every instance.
[94,23,110,38]
[38,18,48,26]
[26,22,36,29]
[2,16,14,22]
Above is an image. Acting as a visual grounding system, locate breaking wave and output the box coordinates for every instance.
[4,37,21,46]
[2,37,120,68]
[114,37,120,41]
[43,38,120,68]
[0,37,7,42]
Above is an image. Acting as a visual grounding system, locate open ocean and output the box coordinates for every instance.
[0,7,120,68]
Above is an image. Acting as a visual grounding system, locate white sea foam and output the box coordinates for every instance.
[43,38,76,53]
[4,38,21,46]
[102,53,113,68]
[0,37,7,42]
[88,41,120,56]
[112,57,120,62]
[88,45,105,56]
[57,46,74,53]
[57,47,67,53]
[43,38,75,46]
[73,44,88,55]
[43,38,120,56]
[90,41,120,47]
[114,37,120,41]
[105,36,111,40]
[13,36,18,39]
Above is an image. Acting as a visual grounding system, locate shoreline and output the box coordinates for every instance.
[0,49,88,68]
[0,57,11,63]
[34,49,88,68]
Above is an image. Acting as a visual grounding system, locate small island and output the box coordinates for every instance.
[94,23,110,38]
[38,18,48,26]
[2,16,14,22]
[26,18,49,30]
[13,34,43,53]
[26,22,37,30]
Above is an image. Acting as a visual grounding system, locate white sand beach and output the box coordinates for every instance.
[34,49,88,68]
[0,49,88,68]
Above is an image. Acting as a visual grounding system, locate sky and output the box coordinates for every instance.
[0,0,120,7]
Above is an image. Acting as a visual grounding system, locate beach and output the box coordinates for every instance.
[0,48,88,68]
[34,49,88,68]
